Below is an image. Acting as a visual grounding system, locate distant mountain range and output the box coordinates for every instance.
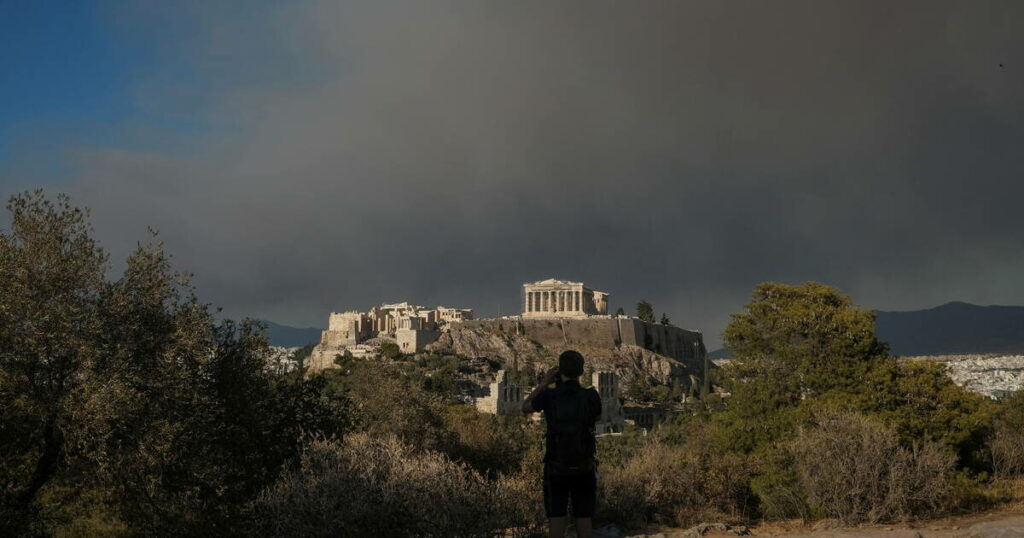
[711,301,1024,359]
[875,302,1024,356]
[260,320,322,348]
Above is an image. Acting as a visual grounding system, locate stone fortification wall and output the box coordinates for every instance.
[617,318,705,366]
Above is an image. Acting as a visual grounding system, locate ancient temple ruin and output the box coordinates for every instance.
[307,301,473,372]
[522,279,608,318]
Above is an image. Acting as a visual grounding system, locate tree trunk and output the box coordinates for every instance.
[18,416,62,510]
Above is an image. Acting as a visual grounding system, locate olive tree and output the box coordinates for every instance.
[0,191,351,536]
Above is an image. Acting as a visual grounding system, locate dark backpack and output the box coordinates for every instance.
[548,384,593,475]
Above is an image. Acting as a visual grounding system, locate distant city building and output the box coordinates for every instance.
[522,279,608,318]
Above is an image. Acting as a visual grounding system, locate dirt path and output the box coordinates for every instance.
[743,511,1024,538]
[608,510,1024,538]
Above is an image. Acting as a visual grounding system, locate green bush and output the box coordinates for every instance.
[748,447,814,521]
[379,341,402,359]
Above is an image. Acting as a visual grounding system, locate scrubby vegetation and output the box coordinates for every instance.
[789,412,954,523]
[594,282,1017,530]
[4,191,1024,536]
[600,422,754,528]
[252,434,538,538]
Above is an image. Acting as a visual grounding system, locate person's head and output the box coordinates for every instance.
[557,349,585,380]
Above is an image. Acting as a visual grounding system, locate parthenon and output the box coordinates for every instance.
[522,279,608,318]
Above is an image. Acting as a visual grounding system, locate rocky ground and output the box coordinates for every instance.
[905,355,1024,398]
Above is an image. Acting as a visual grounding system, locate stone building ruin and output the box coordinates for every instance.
[474,370,524,415]
[308,301,473,372]
[593,371,625,434]
[522,279,608,318]
[317,302,472,348]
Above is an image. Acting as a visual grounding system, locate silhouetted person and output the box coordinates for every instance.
[522,350,602,538]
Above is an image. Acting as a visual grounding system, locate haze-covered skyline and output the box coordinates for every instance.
[3,1,1023,346]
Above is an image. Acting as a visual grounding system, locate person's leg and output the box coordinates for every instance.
[544,466,570,537]
[574,517,593,538]
[548,516,568,538]
[568,471,597,538]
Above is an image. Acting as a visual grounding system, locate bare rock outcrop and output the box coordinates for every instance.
[427,326,550,369]
[428,325,700,386]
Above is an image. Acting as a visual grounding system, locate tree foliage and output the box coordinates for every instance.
[0,191,352,536]
[636,300,655,323]
[379,341,402,359]
[2,194,1014,534]
[715,281,993,466]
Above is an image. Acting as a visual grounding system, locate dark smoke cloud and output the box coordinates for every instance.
[5,1,1024,346]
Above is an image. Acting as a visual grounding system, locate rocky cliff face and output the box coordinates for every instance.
[427,324,702,387]
[428,324,548,368]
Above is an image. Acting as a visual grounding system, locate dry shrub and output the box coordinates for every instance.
[990,424,1024,479]
[601,430,753,529]
[251,434,541,537]
[789,412,954,524]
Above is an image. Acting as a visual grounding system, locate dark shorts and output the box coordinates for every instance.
[543,463,597,518]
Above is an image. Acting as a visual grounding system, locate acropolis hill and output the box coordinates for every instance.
[307,279,709,395]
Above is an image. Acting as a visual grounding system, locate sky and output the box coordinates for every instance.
[2,1,1023,347]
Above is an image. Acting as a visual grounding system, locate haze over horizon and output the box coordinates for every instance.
[3,1,1023,347]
